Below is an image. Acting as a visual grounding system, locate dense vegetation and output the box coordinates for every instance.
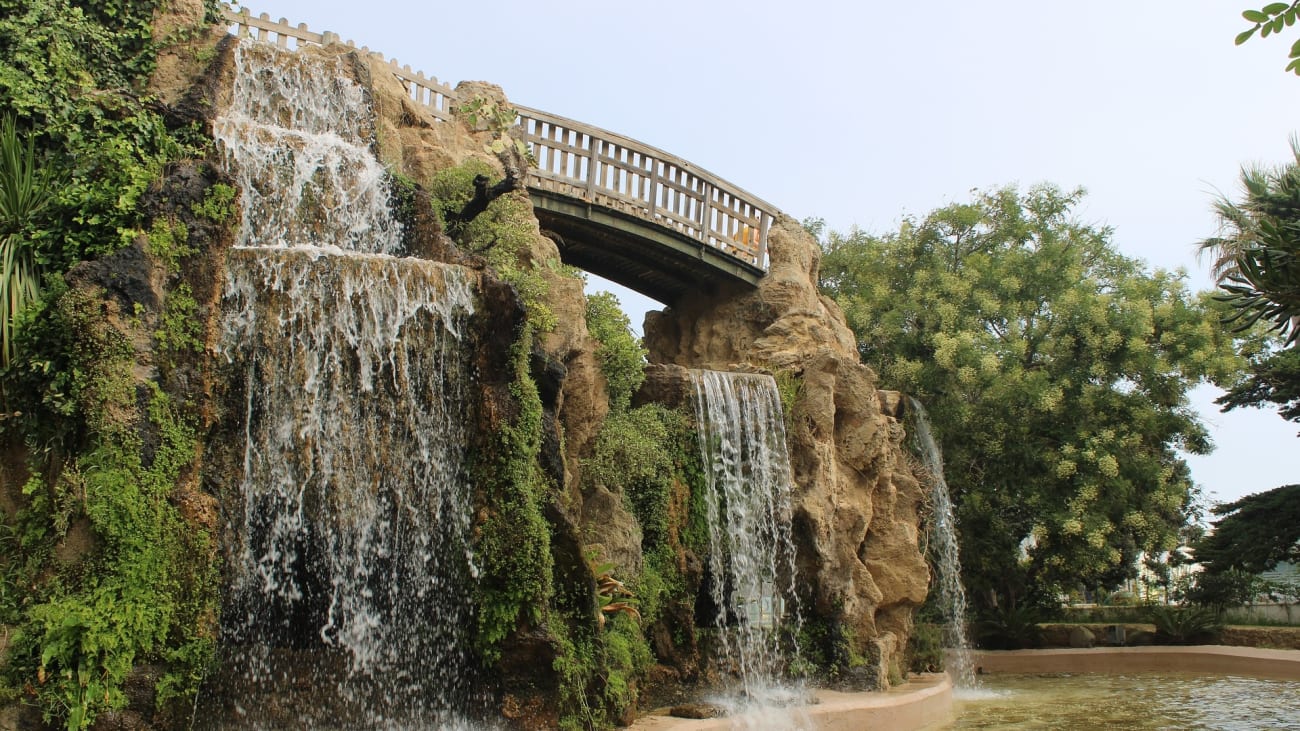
[0,1,225,728]
[815,184,1244,615]
[1196,483,1300,576]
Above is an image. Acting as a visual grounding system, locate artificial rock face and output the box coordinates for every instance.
[644,219,929,686]
[178,23,930,731]
[352,47,930,690]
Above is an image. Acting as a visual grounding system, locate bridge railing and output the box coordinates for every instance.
[516,107,773,269]
[223,7,775,269]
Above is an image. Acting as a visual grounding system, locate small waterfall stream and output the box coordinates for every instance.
[203,41,483,728]
[691,370,807,725]
[908,397,977,690]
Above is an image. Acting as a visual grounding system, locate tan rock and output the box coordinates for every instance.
[645,216,928,687]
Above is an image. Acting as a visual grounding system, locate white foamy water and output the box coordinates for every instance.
[910,397,977,690]
[202,39,488,729]
[692,370,808,727]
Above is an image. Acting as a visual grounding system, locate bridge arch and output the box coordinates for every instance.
[225,9,781,304]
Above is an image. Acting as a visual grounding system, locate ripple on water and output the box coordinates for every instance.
[951,672,1300,730]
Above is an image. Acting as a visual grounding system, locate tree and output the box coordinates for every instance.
[1194,483,1300,574]
[1217,343,1300,432]
[1198,139,1300,344]
[1236,2,1300,75]
[817,184,1242,611]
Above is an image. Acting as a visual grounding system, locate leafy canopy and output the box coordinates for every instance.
[1194,483,1300,575]
[585,291,647,411]
[1199,139,1300,344]
[818,184,1242,609]
[1236,2,1300,75]
[1217,343,1300,432]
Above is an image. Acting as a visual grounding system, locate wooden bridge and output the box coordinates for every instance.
[225,9,780,303]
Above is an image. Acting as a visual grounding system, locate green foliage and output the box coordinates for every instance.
[585,291,646,411]
[905,622,945,673]
[456,96,532,161]
[474,325,555,663]
[1200,139,1300,344]
[818,184,1242,609]
[1218,345,1300,430]
[1195,484,1300,575]
[1236,2,1300,74]
[1147,605,1223,644]
[975,604,1045,650]
[0,0,209,273]
[1180,569,1272,612]
[145,217,194,273]
[0,3,224,727]
[7,352,212,729]
[429,160,560,330]
[0,114,54,367]
[190,182,235,223]
[585,404,704,625]
[550,612,653,731]
[154,284,204,361]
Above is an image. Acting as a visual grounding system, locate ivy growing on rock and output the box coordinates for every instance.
[0,1,226,727]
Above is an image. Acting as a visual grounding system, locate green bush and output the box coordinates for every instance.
[976,604,1044,650]
[1147,605,1222,645]
[428,160,562,330]
[1182,569,1273,612]
[906,622,946,673]
[585,291,646,411]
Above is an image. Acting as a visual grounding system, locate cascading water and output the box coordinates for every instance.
[907,397,977,690]
[690,370,808,726]
[201,41,484,728]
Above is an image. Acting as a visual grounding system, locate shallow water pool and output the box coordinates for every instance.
[950,672,1300,730]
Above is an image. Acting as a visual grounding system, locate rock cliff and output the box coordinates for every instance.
[0,8,930,727]
[644,219,929,687]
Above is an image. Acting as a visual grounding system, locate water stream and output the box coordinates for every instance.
[202,41,483,729]
[691,370,807,726]
[908,397,977,690]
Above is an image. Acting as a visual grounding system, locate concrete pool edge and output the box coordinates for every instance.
[968,645,1300,680]
[627,673,953,730]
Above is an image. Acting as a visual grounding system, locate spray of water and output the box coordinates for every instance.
[907,397,977,690]
[691,370,810,728]
[203,41,486,729]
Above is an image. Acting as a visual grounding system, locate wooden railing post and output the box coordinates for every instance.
[699,179,714,245]
[585,135,598,202]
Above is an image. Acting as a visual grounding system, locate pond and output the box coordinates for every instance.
[950,673,1300,730]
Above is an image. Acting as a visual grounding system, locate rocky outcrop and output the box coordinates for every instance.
[233,29,929,704]
[645,218,929,687]
[92,14,933,730]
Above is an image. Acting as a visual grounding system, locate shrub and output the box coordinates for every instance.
[585,291,646,411]
[1147,605,1222,645]
[976,604,1044,650]
[906,622,945,673]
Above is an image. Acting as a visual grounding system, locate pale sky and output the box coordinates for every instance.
[231,0,1298,509]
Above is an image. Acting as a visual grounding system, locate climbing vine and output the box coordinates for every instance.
[0,1,225,727]
[473,323,555,663]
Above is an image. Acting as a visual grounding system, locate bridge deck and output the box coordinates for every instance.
[224,8,780,304]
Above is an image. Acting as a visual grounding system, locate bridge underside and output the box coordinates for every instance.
[529,190,764,306]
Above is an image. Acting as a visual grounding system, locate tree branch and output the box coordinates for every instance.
[446,170,522,232]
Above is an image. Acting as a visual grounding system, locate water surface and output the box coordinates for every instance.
[951,672,1300,730]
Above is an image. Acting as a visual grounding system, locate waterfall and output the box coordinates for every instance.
[202,41,483,729]
[907,397,977,690]
[691,370,807,724]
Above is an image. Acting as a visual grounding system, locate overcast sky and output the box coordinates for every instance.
[233,0,1298,509]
